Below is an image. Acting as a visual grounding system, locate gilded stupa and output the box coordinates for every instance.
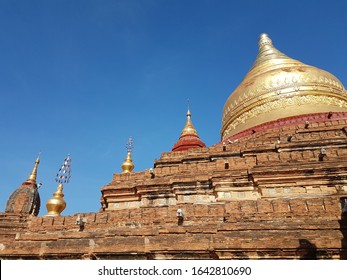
[46,155,71,216]
[221,33,347,140]
[46,183,66,216]
[172,107,206,151]
[121,136,135,173]
[121,152,135,173]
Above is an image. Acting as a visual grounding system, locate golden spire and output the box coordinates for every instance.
[26,154,40,184]
[181,107,198,136]
[251,33,290,69]
[121,136,134,173]
[46,184,66,216]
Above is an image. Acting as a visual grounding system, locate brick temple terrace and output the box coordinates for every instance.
[1,34,347,260]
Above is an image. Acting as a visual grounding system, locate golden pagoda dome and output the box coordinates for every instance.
[221,33,347,140]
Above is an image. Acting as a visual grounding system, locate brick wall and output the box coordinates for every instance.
[1,119,347,259]
[0,196,346,259]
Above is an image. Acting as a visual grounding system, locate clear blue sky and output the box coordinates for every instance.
[1,0,347,215]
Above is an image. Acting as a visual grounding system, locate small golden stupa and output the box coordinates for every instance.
[171,106,206,152]
[46,184,66,216]
[121,136,134,173]
[181,108,198,136]
[122,152,135,173]
[46,155,71,216]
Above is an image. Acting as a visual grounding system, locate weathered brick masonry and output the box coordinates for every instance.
[1,119,346,259]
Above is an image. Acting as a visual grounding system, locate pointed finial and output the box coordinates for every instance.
[181,104,198,136]
[187,98,191,117]
[26,152,41,183]
[251,33,289,69]
[258,33,273,48]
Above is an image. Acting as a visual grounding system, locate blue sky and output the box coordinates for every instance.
[1,0,347,215]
